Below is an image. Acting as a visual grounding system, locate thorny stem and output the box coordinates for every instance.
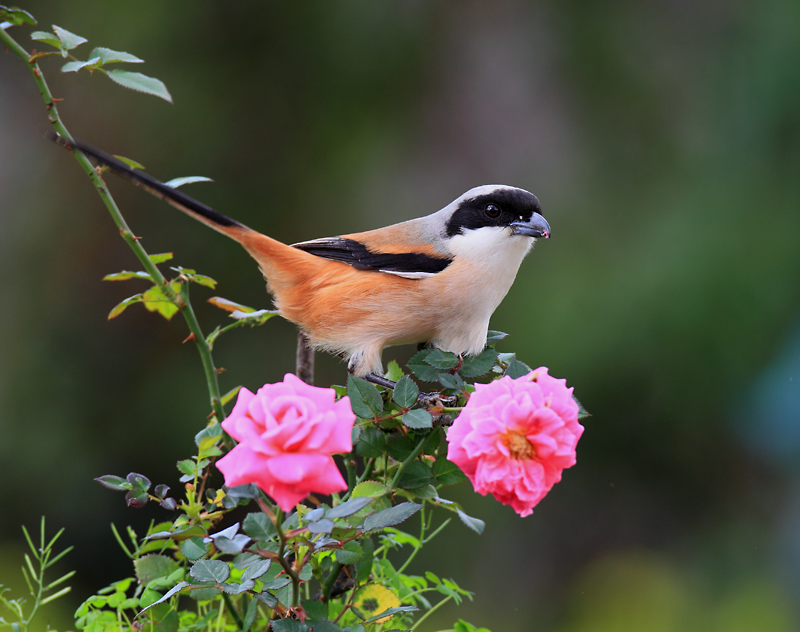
[0,26,225,422]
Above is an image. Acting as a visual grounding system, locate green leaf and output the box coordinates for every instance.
[397,461,434,490]
[455,508,485,535]
[180,537,207,562]
[354,535,374,584]
[106,69,173,103]
[142,284,180,320]
[221,386,242,407]
[335,541,362,565]
[241,559,271,582]
[134,555,179,584]
[486,330,508,345]
[363,605,417,623]
[164,175,213,188]
[363,503,422,531]
[242,512,276,541]
[392,375,419,409]
[401,409,433,430]
[306,621,341,632]
[574,394,591,420]
[301,599,329,623]
[188,273,217,289]
[116,155,146,170]
[108,292,143,319]
[437,372,465,391]
[433,457,468,486]
[149,252,173,264]
[347,376,383,418]
[504,358,532,379]
[1,6,36,26]
[351,480,390,499]
[425,349,460,370]
[326,496,373,519]
[242,597,259,632]
[103,270,151,281]
[136,581,188,615]
[89,46,144,64]
[195,423,223,448]
[30,31,60,47]
[355,426,386,458]
[94,474,130,491]
[408,349,439,382]
[190,559,230,584]
[384,360,404,382]
[61,57,100,73]
[387,435,415,461]
[126,471,151,493]
[307,518,334,534]
[52,25,86,51]
[459,348,499,378]
[271,621,309,632]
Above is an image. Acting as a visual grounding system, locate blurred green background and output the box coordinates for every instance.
[2,1,800,630]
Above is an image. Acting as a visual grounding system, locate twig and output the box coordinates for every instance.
[296,332,315,385]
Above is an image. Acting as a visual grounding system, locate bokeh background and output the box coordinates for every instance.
[2,1,800,630]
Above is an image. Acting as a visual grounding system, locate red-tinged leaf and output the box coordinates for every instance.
[95,475,131,491]
[108,293,143,319]
[208,296,256,313]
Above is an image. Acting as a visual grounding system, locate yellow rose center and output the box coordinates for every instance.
[503,431,535,460]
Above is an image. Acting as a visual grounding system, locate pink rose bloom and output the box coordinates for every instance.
[446,368,584,517]
[216,374,355,511]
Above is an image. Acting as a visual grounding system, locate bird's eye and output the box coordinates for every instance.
[485,204,501,218]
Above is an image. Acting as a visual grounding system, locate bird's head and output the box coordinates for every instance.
[442,185,550,241]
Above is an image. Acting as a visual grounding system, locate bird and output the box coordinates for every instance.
[55,135,551,388]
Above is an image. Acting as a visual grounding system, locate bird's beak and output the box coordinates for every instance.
[510,212,551,239]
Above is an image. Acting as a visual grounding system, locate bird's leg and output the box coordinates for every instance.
[360,372,456,408]
[362,373,397,390]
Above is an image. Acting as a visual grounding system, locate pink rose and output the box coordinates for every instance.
[446,368,584,517]
[216,374,355,511]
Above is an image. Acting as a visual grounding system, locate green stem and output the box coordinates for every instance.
[221,593,243,629]
[179,283,225,421]
[320,561,342,602]
[396,506,426,576]
[274,508,301,607]
[0,26,224,421]
[389,436,428,490]
[409,594,454,632]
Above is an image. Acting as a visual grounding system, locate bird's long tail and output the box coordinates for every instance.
[52,134,257,240]
[52,134,325,300]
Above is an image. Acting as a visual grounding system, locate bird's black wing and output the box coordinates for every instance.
[292,237,452,278]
